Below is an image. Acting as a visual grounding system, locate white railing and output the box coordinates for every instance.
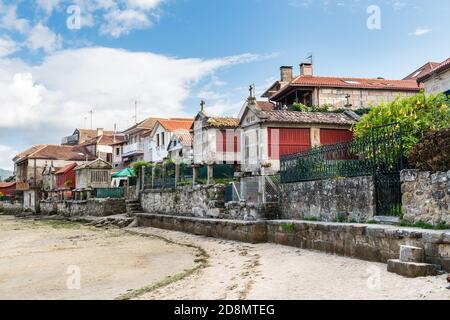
[122,142,144,156]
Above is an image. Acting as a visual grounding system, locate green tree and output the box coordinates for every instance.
[353,92,450,152]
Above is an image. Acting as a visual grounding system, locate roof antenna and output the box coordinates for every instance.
[134,100,138,124]
[88,109,94,129]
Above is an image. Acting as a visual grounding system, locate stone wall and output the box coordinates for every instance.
[140,185,277,221]
[0,201,23,214]
[280,176,375,222]
[40,198,126,217]
[318,88,417,110]
[136,213,450,272]
[401,170,449,225]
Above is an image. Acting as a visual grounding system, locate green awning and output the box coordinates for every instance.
[112,168,136,178]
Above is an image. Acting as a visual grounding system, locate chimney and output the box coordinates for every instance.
[97,128,104,136]
[300,62,313,76]
[280,66,293,83]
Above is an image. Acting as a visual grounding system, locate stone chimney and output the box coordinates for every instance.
[280,66,293,83]
[300,62,313,76]
[97,128,104,136]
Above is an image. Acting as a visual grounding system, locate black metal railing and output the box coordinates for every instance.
[280,123,404,217]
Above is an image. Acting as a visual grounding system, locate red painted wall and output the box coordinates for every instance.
[216,130,240,153]
[320,129,353,145]
[269,128,311,160]
[57,170,76,189]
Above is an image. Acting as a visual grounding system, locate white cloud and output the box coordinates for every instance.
[410,27,431,36]
[36,0,61,16]
[0,145,17,170]
[25,23,63,53]
[0,47,264,136]
[100,8,151,37]
[0,3,29,33]
[0,36,18,57]
[124,0,163,10]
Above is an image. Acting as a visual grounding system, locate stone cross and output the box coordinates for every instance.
[200,100,206,112]
[249,84,255,98]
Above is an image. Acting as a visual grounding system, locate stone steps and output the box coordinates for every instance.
[387,245,440,278]
[125,200,143,216]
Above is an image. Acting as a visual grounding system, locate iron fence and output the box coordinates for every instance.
[280,123,404,216]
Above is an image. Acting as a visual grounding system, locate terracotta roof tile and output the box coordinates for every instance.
[158,119,194,132]
[55,163,78,175]
[417,58,450,82]
[177,133,193,146]
[403,62,440,80]
[24,145,94,161]
[256,101,275,111]
[259,110,355,125]
[0,182,16,188]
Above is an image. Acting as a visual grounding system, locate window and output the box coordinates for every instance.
[343,80,360,85]
[116,147,120,156]
[161,132,165,146]
[156,134,160,147]
[91,170,109,183]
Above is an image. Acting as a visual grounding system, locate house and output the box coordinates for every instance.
[239,95,358,174]
[111,140,126,169]
[416,58,450,96]
[144,118,193,163]
[262,62,421,110]
[167,132,193,164]
[192,103,240,166]
[0,182,16,197]
[61,128,115,146]
[76,132,125,164]
[121,117,162,165]
[13,145,94,212]
[75,159,112,190]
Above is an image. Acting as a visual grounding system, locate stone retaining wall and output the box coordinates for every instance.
[140,185,277,221]
[136,213,450,272]
[0,201,23,214]
[40,199,126,217]
[401,170,449,225]
[280,176,375,222]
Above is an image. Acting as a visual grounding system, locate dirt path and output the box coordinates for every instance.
[133,227,450,300]
[0,216,199,300]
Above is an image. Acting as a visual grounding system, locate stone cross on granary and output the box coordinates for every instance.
[249,84,255,98]
[200,100,206,112]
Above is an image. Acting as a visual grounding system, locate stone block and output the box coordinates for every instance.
[387,259,438,278]
[399,245,424,263]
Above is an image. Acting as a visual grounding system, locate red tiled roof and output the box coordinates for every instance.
[55,163,78,175]
[158,119,194,132]
[177,133,193,147]
[259,110,355,126]
[403,62,440,80]
[270,75,421,100]
[22,145,94,161]
[290,76,421,90]
[417,58,450,82]
[14,145,46,161]
[80,134,125,147]
[0,182,16,188]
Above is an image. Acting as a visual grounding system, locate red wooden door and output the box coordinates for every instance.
[268,128,311,160]
[320,129,353,145]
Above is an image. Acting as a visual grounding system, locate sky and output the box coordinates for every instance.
[0,0,449,170]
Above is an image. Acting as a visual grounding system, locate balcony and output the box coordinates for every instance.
[122,142,144,156]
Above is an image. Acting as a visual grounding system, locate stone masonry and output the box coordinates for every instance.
[280,176,375,222]
[401,169,450,225]
[40,198,126,217]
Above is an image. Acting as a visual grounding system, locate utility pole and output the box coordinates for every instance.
[89,109,94,129]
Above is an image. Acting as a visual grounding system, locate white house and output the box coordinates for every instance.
[167,132,193,164]
[416,58,450,96]
[143,118,193,163]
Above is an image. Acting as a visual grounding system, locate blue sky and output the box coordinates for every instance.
[0,0,449,170]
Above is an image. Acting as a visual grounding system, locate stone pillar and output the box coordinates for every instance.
[192,165,199,186]
[310,127,321,148]
[151,166,155,189]
[175,163,181,186]
[207,164,214,185]
[141,166,145,190]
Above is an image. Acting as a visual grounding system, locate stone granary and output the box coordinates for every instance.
[74,159,113,200]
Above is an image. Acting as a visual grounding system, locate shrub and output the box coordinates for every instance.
[407,128,450,171]
[353,92,450,152]
[0,192,3,200]
[131,161,150,173]
[64,179,73,187]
